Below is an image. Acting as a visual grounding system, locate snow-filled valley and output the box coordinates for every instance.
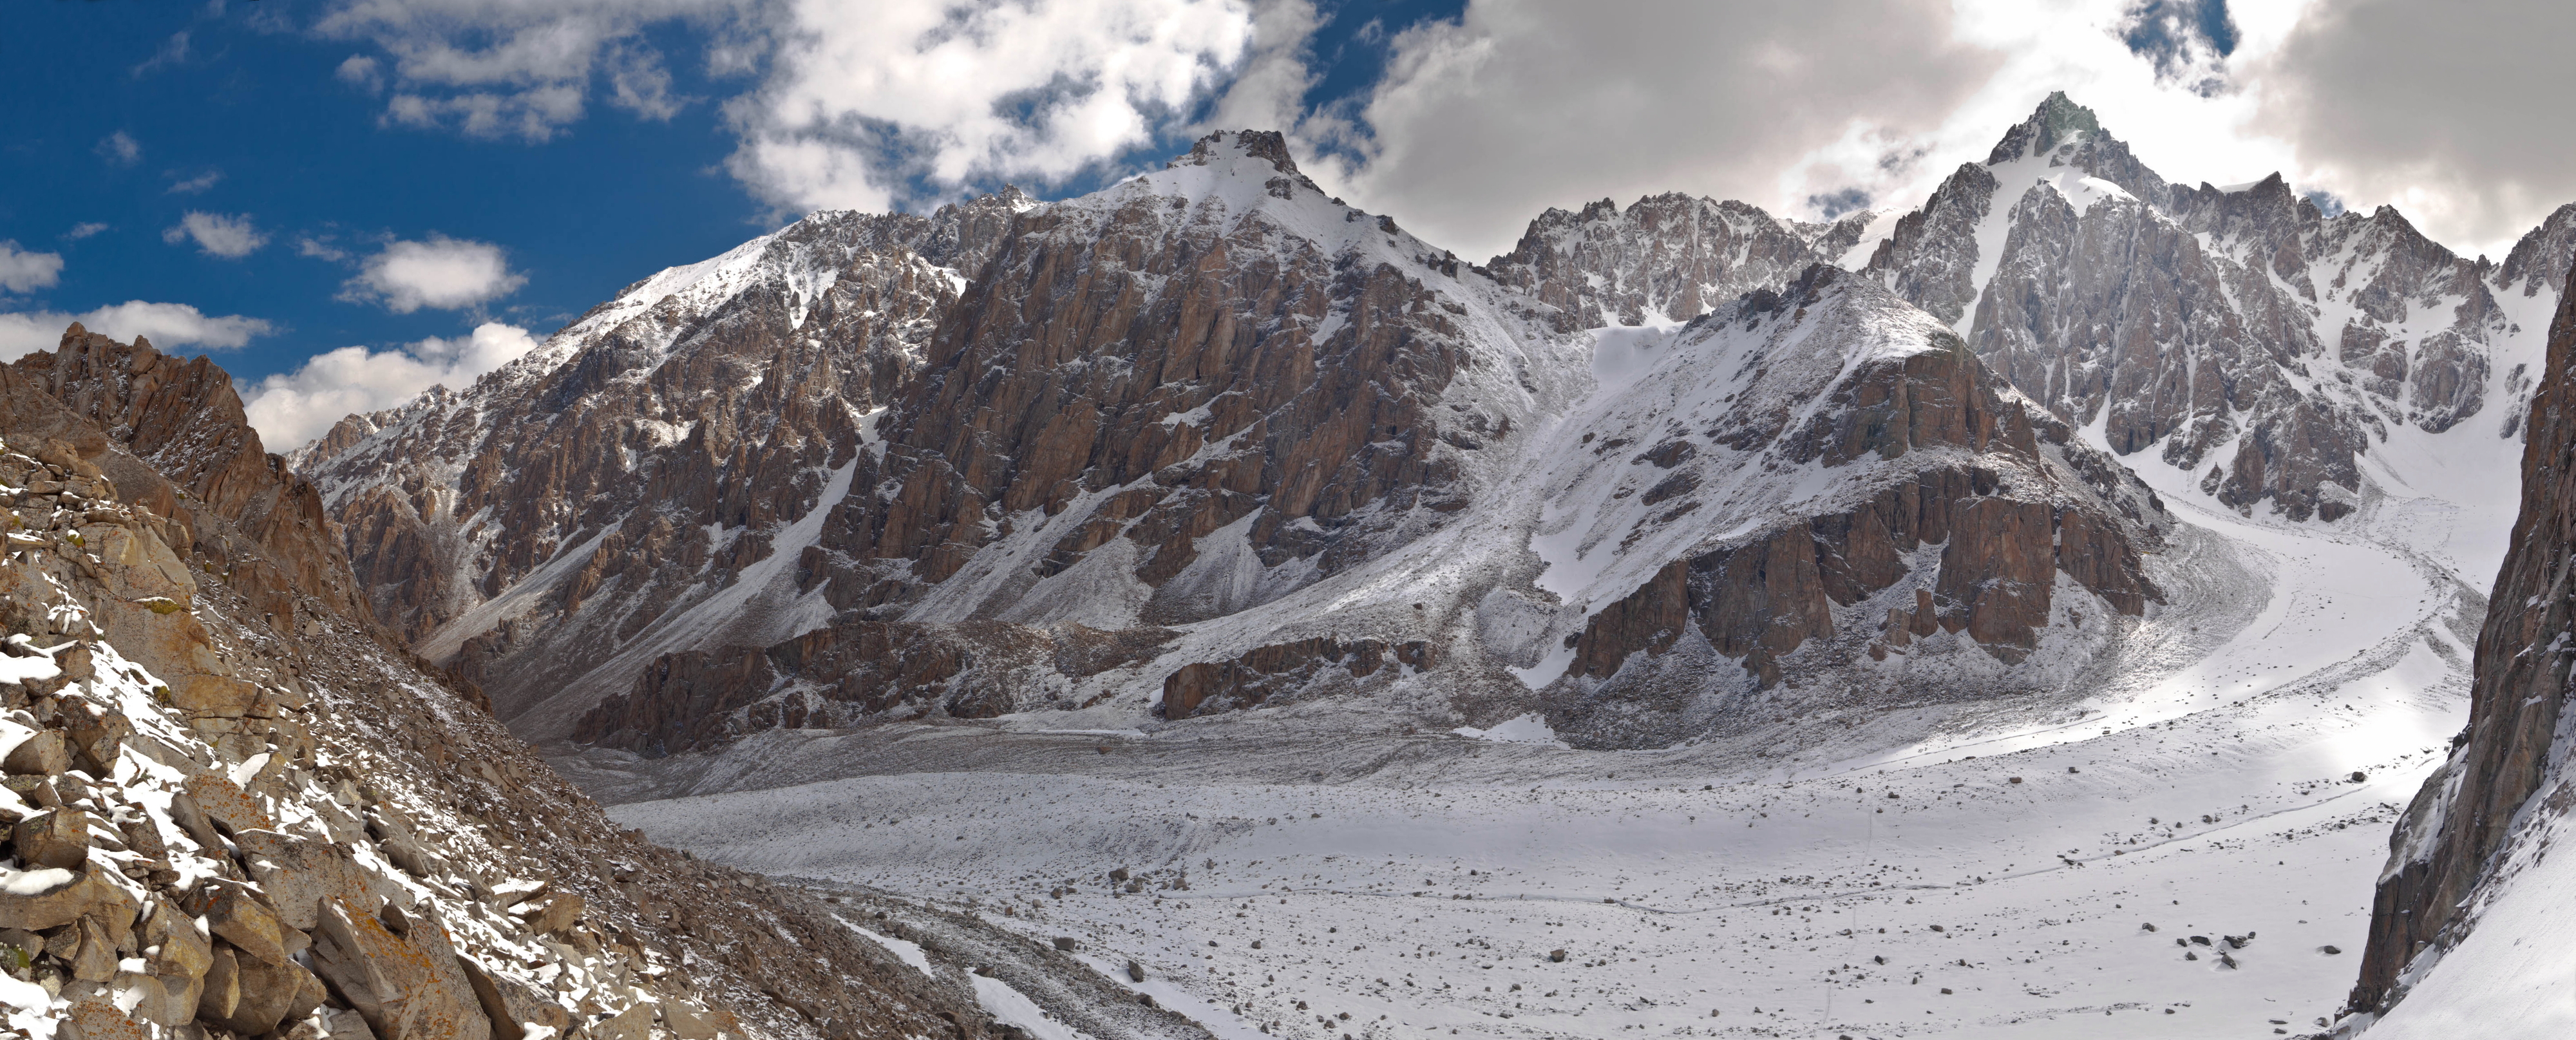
[592,480,2479,1039]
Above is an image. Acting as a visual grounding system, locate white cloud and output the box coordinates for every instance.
[725,0,1258,212]
[167,169,225,194]
[298,234,354,263]
[242,322,540,448]
[2251,0,2576,257]
[95,131,141,166]
[314,0,718,142]
[162,212,270,259]
[337,53,383,91]
[312,0,1259,208]
[298,0,2576,263]
[62,223,109,241]
[0,301,274,361]
[341,234,526,313]
[0,243,65,294]
[1307,0,2000,259]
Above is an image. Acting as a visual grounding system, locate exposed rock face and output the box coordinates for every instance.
[305,131,1512,743]
[292,194,1029,709]
[1862,91,2566,524]
[2350,259,2576,1016]
[1485,193,1872,330]
[1546,267,2163,697]
[576,620,1175,754]
[305,130,2166,755]
[8,325,366,631]
[1162,637,1434,719]
[0,332,999,1039]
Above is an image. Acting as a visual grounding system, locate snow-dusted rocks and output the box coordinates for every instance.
[1484,191,1873,331]
[1520,266,2166,743]
[0,330,1010,1040]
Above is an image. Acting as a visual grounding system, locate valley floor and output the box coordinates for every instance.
[585,491,2478,1040]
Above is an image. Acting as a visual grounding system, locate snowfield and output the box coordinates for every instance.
[596,488,2475,1040]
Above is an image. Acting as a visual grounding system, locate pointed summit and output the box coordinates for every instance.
[1168,129,1302,176]
[1987,91,2107,165]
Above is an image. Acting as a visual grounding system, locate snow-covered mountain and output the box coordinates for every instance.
[1868,92,2570,561]
[293,128,2175,757]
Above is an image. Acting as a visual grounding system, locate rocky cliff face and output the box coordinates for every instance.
[291,193,1035,726]
[0,330,1030,1040]
[1864,91,2568,527]
[13,326,366,636]
[2347,258,2576,1019]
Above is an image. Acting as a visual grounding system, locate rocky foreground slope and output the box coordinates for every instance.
[2344,261,2576,1030]
[0,326,1074,1040]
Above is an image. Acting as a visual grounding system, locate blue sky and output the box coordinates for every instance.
[1,0,1463,445]
[5,1,2568,448]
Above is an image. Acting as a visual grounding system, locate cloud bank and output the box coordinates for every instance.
[305,0,2576,270]
[242,321,540,448]
[0,301,275,361]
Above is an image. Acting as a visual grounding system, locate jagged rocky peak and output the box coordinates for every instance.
[12,323,366,634]
[1484,191,1874,332]
[0,334,999,1039]
[1985,90,2102,164]
[1168,128,1302,176]
[1857,89,2548,527]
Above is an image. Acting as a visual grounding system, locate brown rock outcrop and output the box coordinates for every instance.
[13,325,366,628]
[1160,636,1434,719]
[1564,272,2161,686]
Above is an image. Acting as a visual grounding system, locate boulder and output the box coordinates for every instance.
[66,916,117,981]
[184,882,290,966]
[120,967,205,1026]
[310,897,491,1040]
[62,999,151,1040]
[2,729,68,775]
[589,1002,654,1040]
[232,828,390,930]
[662,1002,722,1040]
[182,771,274,833]
[14,808,94,869]
[513,892,581,936]
[62,709,128,776]
[456,955,571,1040]
[200,942,330,1035]
[0,864,138,933]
